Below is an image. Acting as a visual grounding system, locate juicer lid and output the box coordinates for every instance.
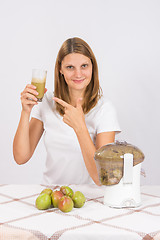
[94,141,144,166]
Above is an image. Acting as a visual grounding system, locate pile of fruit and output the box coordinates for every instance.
[35,186,86,213]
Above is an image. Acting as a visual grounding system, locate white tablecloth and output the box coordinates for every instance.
[0,184,160,240]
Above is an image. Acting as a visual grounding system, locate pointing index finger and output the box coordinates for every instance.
[53,97,70,108]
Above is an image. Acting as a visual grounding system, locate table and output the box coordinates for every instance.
[0,184,160,240]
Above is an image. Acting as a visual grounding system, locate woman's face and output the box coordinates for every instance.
[60,53,92,94]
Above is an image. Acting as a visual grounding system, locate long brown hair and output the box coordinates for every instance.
[54,37,102,115]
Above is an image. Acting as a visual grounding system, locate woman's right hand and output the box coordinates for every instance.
[20,84,38,114]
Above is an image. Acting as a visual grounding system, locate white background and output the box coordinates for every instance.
[0,0,159,185]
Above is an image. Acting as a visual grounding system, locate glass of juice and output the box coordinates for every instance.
[31,69,47,102]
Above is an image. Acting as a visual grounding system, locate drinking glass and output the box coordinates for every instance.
[31,69,47,102]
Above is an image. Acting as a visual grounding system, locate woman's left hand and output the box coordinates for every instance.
[53,97,86,133]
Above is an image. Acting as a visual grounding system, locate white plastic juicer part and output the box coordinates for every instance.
[103,153,141,208]
[94,141,145,208]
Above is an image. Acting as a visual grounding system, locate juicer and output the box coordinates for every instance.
[94,141,145,208]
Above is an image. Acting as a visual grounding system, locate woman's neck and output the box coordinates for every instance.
[69,89,84,107]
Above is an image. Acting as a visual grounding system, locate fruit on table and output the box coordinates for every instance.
[51,190,64,208]
[58,196,74,212]
[35,186,86,213]
[72,191,86,208]
[60,186,74,198]
[41,188,53,196]
[35,193,52,210]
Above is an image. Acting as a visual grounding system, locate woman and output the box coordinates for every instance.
[13,37,121,185]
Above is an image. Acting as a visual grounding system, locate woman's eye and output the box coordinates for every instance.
[82,64,88,68]
[66,66,73,69]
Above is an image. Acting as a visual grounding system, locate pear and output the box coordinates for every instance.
[58,196,73,212]
[72,191,86,208]
[35,193,51,210]
[51,190,64,208]
[60,186,74,198]
[41,188,53,196]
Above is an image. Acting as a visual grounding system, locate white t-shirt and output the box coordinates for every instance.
[31,91,121,185]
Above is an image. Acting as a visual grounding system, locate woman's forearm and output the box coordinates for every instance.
[13,110,31,164]
[75,126,100,185]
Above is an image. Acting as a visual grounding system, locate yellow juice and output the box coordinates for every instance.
[31,78,46,101]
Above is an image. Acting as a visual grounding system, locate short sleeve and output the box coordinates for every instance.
[96,100,121,135]
[31,102,43,121]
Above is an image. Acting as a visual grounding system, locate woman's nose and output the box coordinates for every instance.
[74,68,82,78]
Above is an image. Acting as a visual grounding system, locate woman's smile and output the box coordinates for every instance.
[72,78,85,84]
